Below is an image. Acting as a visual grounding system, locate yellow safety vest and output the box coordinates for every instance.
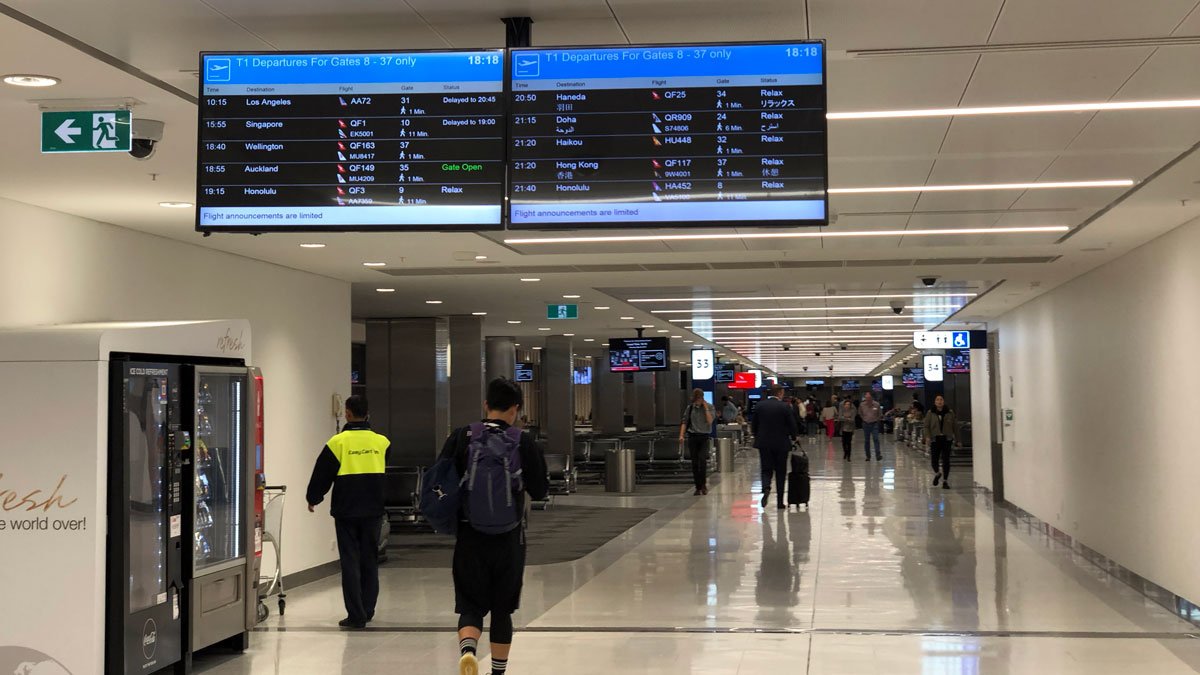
[326,429,389,476]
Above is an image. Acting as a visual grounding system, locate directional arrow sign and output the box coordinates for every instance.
[42,110,131,153]
[54,119,81,144]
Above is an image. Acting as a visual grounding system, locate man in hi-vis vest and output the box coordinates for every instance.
[306,395,390,629]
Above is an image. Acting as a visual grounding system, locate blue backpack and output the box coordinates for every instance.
[420,423,525,535]
[464,422,525,535]
[420,455,462,535]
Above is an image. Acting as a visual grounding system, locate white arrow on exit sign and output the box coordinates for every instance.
[54,119,82,144]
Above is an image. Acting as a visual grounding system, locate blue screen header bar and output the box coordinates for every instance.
[511,43,823,81]
[201,51,504,85]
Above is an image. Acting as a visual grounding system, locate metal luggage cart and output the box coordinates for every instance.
[256,485,287,622]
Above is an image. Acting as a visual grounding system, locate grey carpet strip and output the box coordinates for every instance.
[254,625,1199,639]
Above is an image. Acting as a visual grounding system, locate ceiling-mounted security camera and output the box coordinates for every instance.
[814,352,821,357]
[839,343,848,351]
[782,344,791,351]
[889,300,905,315]
[802,366,809,372]
[130,118,164,160]
[920,275,940,287]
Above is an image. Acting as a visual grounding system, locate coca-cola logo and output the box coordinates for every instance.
[216,329,245,355]
[141,619,157,660]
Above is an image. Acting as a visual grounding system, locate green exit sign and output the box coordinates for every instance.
[547,304,578,320]
[41,110,132,153]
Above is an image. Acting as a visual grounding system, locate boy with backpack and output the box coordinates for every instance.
[428,378,548,675]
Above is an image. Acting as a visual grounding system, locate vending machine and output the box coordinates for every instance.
[0,321,259,675]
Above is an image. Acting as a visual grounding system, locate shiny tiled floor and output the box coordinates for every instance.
[196,438,1200,673]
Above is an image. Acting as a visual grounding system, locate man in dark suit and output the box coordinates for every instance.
[752,385,798,509]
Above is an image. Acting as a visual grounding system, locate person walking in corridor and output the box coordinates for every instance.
[680,388,715,496]
[751,385,797,509]
[305,395,390,629]
[838,399,857,461]
[820,398,838,438]
[441,378,549,675]
[859,392,883,461]
[924,394,959,489]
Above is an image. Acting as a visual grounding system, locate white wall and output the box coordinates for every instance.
[994,214,1200,604]
[0,197,350,577]
[970,348,993,491]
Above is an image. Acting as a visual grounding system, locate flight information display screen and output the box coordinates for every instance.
[508,42,827,228]
[197,50,505,232]
[609,337,670,372]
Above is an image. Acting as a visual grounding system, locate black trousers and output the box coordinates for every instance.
[760,446,787,502]
[931,437,952,478]
[335,516,382,623]
[687,434,709,489]
[841,431,854,458]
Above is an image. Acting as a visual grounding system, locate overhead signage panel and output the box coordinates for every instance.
[196,50,506,232]
[507,41,828,229]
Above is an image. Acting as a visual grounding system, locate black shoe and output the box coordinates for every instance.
[876,454,882,461]
[339,618,367,629]
[865,456,871,461]
[694,488,702,496]
[760,493,770,507]
[933,472,941,487]
[777,503,786,510]
[942,480,951,489]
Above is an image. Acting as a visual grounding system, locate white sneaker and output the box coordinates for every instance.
[459,652,478,675]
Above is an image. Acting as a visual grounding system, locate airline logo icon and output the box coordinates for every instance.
[515,54,540,77]
[207,58,231,83]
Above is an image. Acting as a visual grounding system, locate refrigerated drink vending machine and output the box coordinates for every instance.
[0,321,260,675]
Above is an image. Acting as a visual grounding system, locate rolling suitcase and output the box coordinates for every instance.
[787,450,810,507]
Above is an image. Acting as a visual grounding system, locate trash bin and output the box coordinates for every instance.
[716,437,734,473]
[605,447,635,493]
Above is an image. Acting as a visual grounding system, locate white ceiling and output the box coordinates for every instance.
[1,0,1199,375]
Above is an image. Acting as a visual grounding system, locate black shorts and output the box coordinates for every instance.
[453,524,526,616]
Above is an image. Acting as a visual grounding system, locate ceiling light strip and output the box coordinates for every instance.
[505,226,1067,245]
[829,179,1131,194]
[827,98,1200,120]
[654,306,922,314]
[630,292,976,303]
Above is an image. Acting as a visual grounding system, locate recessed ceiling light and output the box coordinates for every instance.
[425,300,443,304]
[584,338,595,342]
[362,262,387,267]
[3,74,59,87]
[563,294,581,299]
[827,98,1200,120]
[594,306,610,310]
[564,333,575,336]
[507,320,522,324]
[158,201,193,209]
[829,180,1132,194]
[472,311,487,316]
[671,335,683,338]
[538,327,551,331]
[520,278,541,282]
[656,329,669,333]
[684,340,694,343]
[299,243,326,248]
[620,316,636,320]
[533,346,542,350]
[376,288,395,293]
[505,226,1068,245]
[641,325,655,328]
[475,255,488,260]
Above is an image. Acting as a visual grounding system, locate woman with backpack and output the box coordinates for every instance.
[432,378,548,675]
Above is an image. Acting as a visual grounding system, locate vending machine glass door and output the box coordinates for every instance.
[190,366,253,651]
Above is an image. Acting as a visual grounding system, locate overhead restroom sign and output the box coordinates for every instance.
[41,109,132,153]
